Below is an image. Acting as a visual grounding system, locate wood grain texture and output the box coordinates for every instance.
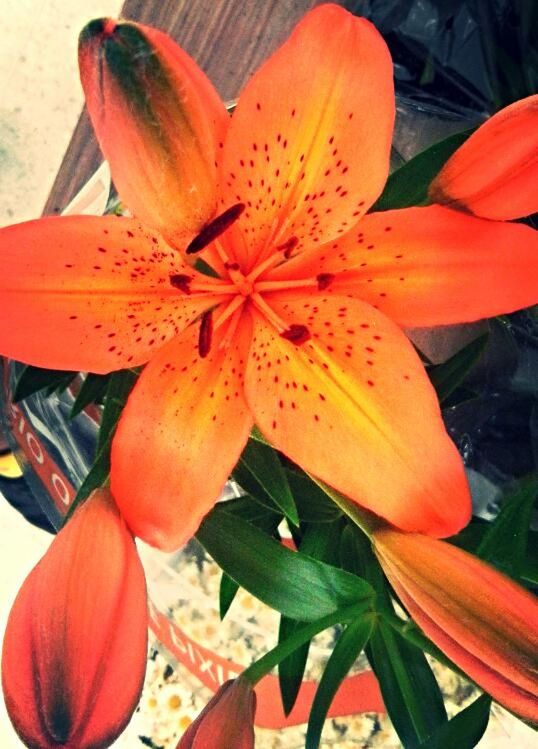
[43,0,360,215]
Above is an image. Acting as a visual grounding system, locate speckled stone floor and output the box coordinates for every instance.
[0,2,536,748]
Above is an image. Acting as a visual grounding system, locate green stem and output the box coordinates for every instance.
[242,601,373,685]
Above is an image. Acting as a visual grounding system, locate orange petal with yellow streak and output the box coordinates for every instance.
[373,528,538,721]
[429,95,538,220]
[218,4,394,271]
[1,488,148,748]
[244,292,470,537]
[79,19,229,250]
[268,205,538,327]
[111,311,254,550]
[0,215,223,373]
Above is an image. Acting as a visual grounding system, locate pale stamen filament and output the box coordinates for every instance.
[250,292,289,333]
[213,294,246,333]
[190,280,238,294]
[246,249,287,284]
[218,305,244,350]
[254,277,319,293]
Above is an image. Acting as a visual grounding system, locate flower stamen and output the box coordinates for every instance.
[186,203,245,255]
[198,310,213,358]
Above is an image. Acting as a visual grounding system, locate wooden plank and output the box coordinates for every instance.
[44,0,352,215]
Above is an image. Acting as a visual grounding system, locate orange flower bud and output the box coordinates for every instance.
[178,678,256,748]
[78,18,228,250]
[372,528,538,721]
[429,95,538,220]
[2,489,148,748]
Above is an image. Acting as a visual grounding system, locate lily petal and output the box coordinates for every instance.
[373,528,538,721]
[429,95,538,220]
[269,205,538,327]
[79,19,229,249]
[218,3,394,270]
[2,489,148,748]
[245,293,470,537]
[0,216,222,373]
[111,312,254,549]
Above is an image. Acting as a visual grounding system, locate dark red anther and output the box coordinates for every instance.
[186,203,245,255]
[169,274,192,294]
[198,310,213,358]
[316,273,335,290]
[281,324,311,345]
[277,236,298,258]
[225,261,240,271]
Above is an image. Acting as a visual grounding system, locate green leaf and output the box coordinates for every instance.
[476,476,538,577]
[306,613,375,749]
[96,367,139,452]
[13,365,76,402]
[196,507,374,621]
[341,526,447,749]
[428,334,489,404]
[242,600,371,686]
[218,496,283,619]
[416,694,491,749]
[372,128,475,212]
[61,367,140,526]
[61,433,112,525]
[70,373,111,417]
[285,469,343,523]
[279,521,345,715]
[219,572,239,619]
[238,439,299,526]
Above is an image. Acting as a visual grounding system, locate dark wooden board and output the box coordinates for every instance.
[43,0,360,215]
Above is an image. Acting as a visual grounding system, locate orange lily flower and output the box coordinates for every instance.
[429,94,538,220]
[372,528,538,722]
[1,5,538,549]
[177,678,256,748]
[1,489,148,748]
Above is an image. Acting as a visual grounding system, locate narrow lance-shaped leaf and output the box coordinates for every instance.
[13,365,77,402]
[218,496,283,620]
[279,520,345,716]
[341,526,448,749]
[416,694,491,749]
[197,507,374,621]
[372,128,474,212]
[238,439,299,526]
[70,372,111,418]
[476,476,538,578]
[306,613,375,749]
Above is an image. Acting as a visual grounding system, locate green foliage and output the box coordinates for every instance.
[13,365,76,402]
[197,507,374,621]
[372,129,474,212]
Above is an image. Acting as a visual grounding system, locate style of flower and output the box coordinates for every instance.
[1,489,148,748]
[177,678,256,748]
[372,527,538,722]
[1,5,537,549]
